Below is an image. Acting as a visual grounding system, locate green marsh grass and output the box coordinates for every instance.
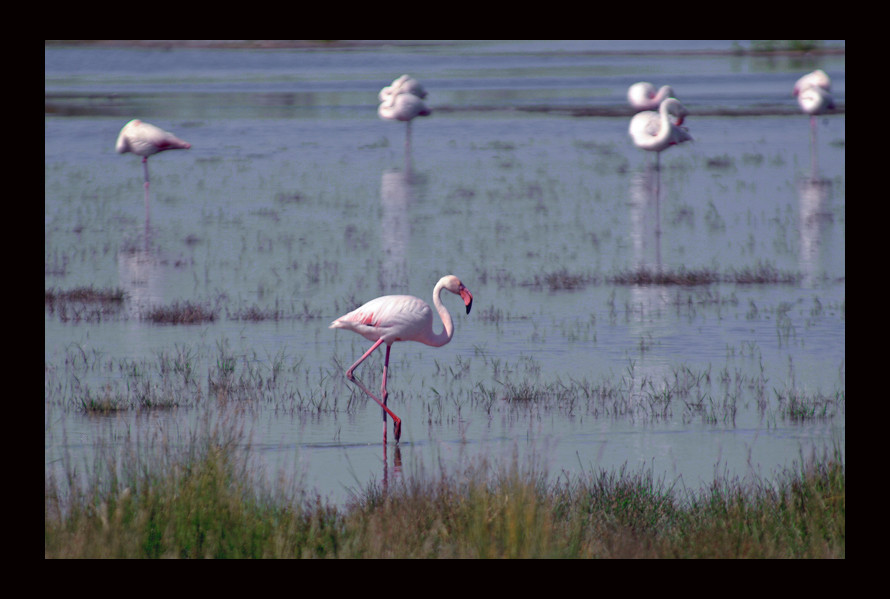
[45,412,844,558]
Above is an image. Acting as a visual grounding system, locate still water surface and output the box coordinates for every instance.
[45,41,844,504]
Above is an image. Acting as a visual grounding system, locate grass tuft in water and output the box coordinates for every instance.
[45,286,127,322]
[144,301,217,325]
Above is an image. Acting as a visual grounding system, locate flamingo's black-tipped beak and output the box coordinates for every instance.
[461,287,473,315]
[394,419,402,442]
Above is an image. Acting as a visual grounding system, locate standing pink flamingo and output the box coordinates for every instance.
[330,275,473,444]
[627,82,676,112]
[116,119,191,219]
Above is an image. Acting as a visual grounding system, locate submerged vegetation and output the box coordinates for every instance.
[44,341,844,424]
[44,415,844,558]
[44,260,805,325]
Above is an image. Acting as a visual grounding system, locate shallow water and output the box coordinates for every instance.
[45,41,845,504]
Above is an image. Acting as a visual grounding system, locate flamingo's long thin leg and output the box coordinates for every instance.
[382,344,393,442]
[347,375,402,442]
[142,157,151,223]
[345,338,384,378]
[344,338,402,443]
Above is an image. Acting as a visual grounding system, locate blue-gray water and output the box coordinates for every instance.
[45,41,844,504]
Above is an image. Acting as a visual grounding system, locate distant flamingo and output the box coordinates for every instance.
[629,98,692,238]
[793,70,834,172]
[379,74,428,102]
[116,119,191,219]
[627,82,676,112]
[379,76,431,159]
[796,85,835,118]
[330,275,474,444]
[629,97,692,169]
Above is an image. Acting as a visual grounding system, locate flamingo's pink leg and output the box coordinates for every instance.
[344,338,402,443]
[345,338,385,379]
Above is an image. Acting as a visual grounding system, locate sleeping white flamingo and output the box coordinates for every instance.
[379,74,428,102]
[628,97,692,168]
[116,119,191,218]
[627,82,676,112]
[793,69,831,96]
[378,76,431,158]
[793,69,835,167]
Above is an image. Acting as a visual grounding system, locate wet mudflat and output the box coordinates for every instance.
[45,41,844,505]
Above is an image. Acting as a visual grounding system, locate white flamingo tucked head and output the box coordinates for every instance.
[627,82,676,111]
[797,85,835,116]
[379,74,428,102]
[793,69,831,97]
[116,119,191,217]
[116,119,191,158]
[378,92,431,122]
[629,98,692,153]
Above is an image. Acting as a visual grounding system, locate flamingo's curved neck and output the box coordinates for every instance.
[427,280,455,347]
[650,101,676,149]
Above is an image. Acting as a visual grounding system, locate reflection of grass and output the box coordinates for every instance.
[45,286,125,304]
[45,286,126,323]
[610,267,721,286]
[44,418,845,558]
[145,301,217,325]
[44,289,324,324]
[519,262,802,291]
[746,40,825,53]
[48,338,843,425]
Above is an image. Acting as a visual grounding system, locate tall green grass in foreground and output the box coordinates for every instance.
[45,415,844,558]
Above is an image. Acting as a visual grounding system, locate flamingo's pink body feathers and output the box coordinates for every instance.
[333,294,441,346]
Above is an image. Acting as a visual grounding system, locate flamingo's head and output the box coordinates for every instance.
[393,419,402,442]
[441,275,474,315]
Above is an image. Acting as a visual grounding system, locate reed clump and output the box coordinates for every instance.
[144,301,217,324]
[45,286,126,322]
